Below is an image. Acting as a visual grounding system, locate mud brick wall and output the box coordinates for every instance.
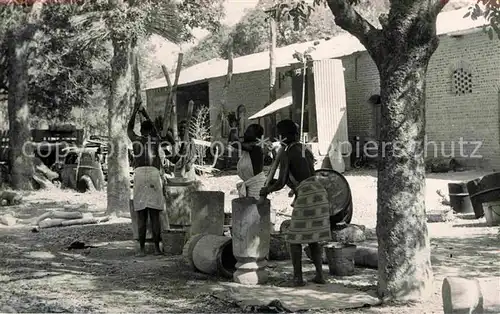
[341,31,500,171]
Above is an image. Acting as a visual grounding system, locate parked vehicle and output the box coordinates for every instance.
[56,146,105,192]
[85,136,134,186]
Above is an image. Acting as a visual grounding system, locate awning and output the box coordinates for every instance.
[248,91,292,120]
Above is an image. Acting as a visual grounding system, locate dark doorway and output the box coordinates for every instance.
[176,82,209,121]
[153,82,209,134]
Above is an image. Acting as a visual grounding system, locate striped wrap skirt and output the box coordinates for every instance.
[285,177,332,244]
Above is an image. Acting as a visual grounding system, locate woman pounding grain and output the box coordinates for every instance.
[232,124,266,199]
[260,119,330,286]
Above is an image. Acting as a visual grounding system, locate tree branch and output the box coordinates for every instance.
[432,0,449,16]
[326,0,382,51]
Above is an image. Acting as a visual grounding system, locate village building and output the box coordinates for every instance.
[145,8,499,170]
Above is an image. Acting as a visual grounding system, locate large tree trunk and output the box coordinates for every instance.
[7,29,34,190]
[106,34,132,216]
[6,4,43,190]
[375,12,439,303]
[325,0,446,303]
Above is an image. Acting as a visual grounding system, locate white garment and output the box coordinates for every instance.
[133,166,165,211]
[237,172,266,198]
[236,150,266,199]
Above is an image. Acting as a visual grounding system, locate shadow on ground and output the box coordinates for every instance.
[0,221,498,313]
[0,223,238,312]
[430,233,499,278]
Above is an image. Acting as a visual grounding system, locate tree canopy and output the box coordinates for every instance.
[466,1,500,39]
[181,0,471,68]
[0,0,225,122]
[0,4,110,121]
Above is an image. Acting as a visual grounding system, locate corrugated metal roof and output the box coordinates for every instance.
[306,7,489,61]
[146,57,225,90]
[145,40,327,90]
[145,8,488,90]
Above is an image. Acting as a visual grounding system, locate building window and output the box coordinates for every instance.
[452,68,473,95]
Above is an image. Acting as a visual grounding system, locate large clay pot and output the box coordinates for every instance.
[183,234,236,278]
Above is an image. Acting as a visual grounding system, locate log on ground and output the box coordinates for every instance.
[442,276,500,313]
[63,204,89,211]
[33,210,82,225]
[51,211,83,220]
[0,213,17,226]
[32,174,54,189]
[34,158,59,181]
[61,217,98,226]
[38,218,66,229]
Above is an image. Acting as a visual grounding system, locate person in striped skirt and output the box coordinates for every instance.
[260,119,330,286]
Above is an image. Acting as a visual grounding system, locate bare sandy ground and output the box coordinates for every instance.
[0,169,498,313]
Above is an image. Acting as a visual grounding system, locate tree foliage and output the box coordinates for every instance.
[466,1,500,40]
[32,5,111,119]
[181,0,470,67]
[0,4,111,121]
[182,26,232,67]
[182,0,385,66]
[0,0,225,122]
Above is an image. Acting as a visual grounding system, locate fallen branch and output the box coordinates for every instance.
[32,210,83,225]
[0,214,16,226]
[52,211,83,220]
[194,164,219,174]
[34,158,58,181]
[96,216,110,223]
[31,214,108,232]
[33,174,55,190]
[63,204,88,211]
[61,217,98,226]
[38,218,66,229]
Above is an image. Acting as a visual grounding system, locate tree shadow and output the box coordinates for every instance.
[1,218,498,313]
[0,224,241,313]
[430,233,499,278]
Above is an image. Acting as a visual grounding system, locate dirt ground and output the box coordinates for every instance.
[0,169,499,313]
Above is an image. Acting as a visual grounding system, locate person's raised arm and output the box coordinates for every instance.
[265,150,289,194]
[127,102,141,141]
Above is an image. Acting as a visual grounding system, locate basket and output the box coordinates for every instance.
[324,242,357,276]
[162,229,187,255]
